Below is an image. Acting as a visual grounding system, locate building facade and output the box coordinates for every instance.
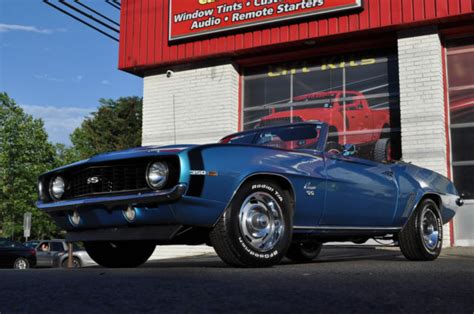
[119,0,474,246]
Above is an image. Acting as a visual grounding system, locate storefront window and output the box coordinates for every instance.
[243,52,401,161]
[447,38,474,199]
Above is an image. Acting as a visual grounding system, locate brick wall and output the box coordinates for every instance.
[142,63,239,146]
[398,27,447,176]
[397,27,451,246]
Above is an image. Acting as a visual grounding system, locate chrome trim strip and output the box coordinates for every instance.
[36,184,187,213]
[294,226,402,231]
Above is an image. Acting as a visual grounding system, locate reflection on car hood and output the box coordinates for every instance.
[43,145,199,175]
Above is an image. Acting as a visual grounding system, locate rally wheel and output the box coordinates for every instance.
[210,180,293,267]
[398,199,443,261]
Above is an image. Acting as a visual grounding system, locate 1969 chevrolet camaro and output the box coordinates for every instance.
[37,122,463,268]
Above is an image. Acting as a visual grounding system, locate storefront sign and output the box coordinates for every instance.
[169,0,362,41]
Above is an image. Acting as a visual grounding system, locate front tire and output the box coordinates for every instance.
[210,180,293,267]
[13,257,30,269]
[84,241,155,268]
[286,242,322,263]
[398,199,443,261]
[62,257,81,268]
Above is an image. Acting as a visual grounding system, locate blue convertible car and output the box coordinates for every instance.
[37,122,463,267]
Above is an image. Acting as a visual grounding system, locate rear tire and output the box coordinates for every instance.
[286,242,322,262]
[84,241,155,268]
[62,257,81,268]
[210,180,293,267]
[13,257,30,269]
[398,199,443,261]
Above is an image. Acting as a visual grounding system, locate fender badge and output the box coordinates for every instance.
[190,170,207,176]
[190,170,218,176]
[304,182,317,197]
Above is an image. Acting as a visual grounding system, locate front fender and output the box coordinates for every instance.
[392,163,460,227]
[177,145,326,227]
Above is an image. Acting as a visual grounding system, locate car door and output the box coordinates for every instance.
[320,154,398,227]
[36,241,54,267]
[50,241,66,266]
[343,93,373,144]
[0,239,14,267]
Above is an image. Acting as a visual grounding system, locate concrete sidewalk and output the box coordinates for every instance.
[440,246,474,258]
[149,245,216,261]
[147,244,474,262]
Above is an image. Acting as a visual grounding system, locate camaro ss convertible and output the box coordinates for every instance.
[37,122,463,267]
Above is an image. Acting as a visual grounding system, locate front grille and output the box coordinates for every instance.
[68,164,149,199]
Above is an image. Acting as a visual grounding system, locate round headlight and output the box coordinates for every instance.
[50,176,66,200]
[147,162,169,189]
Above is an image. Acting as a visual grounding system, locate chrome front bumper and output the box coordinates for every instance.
[36,184,187,213]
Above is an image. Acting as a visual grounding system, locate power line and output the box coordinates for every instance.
[43,0,119,42]
[73,0,120,27]
[106,0,121,10]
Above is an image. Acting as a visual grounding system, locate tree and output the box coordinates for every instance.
[54,143,81,167]
[70,97,142,160]
[0,93,58,240]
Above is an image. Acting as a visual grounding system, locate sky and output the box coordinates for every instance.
[0,0,143,145]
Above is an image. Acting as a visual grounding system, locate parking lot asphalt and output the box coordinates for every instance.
[0,246,472,314]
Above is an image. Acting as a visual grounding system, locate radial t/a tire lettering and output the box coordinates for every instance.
[210,180,293,267]
[398,199,443,261]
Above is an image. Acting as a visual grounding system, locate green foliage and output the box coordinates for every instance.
[0,93,58,240]
[70,97,142,160]
[53,143,81,168]
[0,94,143,241]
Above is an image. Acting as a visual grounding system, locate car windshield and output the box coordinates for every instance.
[24,241,39,248]
[221,124,321,150]
[0,239,26,249]
[256,125,320,150]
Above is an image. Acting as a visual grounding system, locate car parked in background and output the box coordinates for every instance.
[24,240,40,249]
[0,238,36,269]
[35,239,95,268]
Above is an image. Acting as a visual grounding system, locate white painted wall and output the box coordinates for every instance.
[398,28,447,175]
[142,64,239,146]
[398,27,452,246]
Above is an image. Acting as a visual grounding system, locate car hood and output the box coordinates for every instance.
[42,144,199,176]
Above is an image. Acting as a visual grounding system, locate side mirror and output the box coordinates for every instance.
[342,144,357,157]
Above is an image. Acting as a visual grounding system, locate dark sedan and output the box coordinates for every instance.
[0,238,36,269]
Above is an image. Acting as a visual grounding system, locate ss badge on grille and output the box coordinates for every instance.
[87,176,100,185]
